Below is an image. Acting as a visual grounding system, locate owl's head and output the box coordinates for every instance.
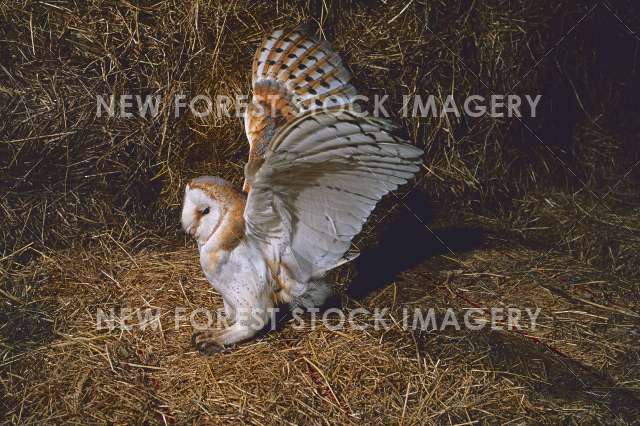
[181,176,233,245]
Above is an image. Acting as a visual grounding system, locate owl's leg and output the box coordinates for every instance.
[222,298,236,324]
[290,279,333,310]
[192,310,271,354]
[192,296,273,354]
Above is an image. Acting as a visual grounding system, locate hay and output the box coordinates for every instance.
[2,0,639,424]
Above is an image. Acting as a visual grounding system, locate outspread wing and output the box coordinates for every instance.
[244,27,358,160]
[243,110,423,279]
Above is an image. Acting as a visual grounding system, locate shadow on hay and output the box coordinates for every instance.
[408,327,640,421]
[348,191,486,299]
[476,331,640,421]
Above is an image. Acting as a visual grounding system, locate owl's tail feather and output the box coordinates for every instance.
[251,26,358,114]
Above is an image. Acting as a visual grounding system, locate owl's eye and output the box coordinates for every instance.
[202,207,210,215]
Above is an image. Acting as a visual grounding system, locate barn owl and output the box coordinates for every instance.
[183,28,423,354]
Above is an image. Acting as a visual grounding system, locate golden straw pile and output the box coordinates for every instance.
[1,1,639,423]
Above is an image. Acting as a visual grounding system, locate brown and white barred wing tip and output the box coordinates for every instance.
[252,27,358,116]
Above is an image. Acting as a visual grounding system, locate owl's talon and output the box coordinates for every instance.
[192,329,225,355]
[199,341,224,355]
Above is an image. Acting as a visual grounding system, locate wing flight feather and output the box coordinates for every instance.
[244,110,423,278]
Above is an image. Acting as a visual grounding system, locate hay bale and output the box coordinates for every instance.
[2,0,639,423]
